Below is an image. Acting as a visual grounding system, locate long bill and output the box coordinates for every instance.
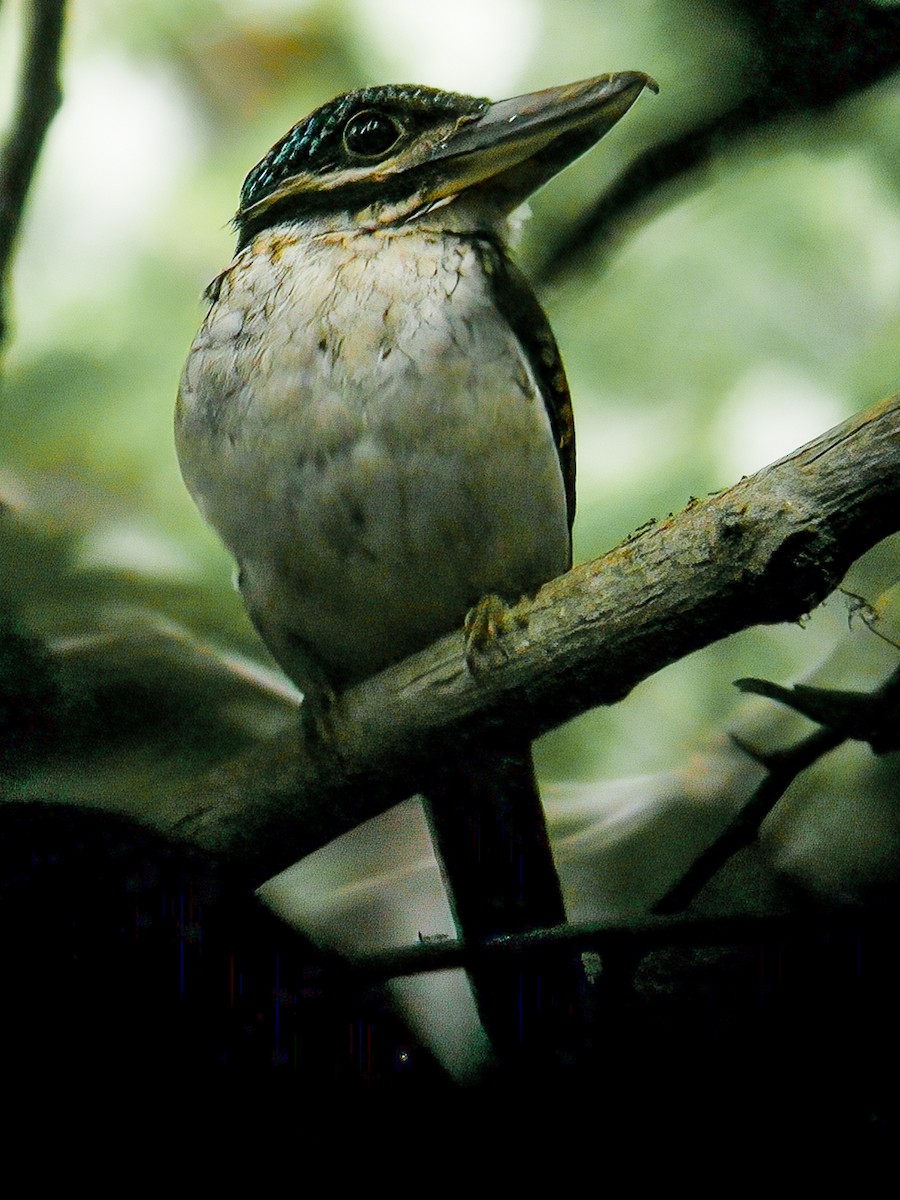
[420,70,658,211]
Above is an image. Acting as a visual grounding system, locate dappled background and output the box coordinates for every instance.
[2,0,897,792]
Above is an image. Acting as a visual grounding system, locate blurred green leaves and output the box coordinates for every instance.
[0,467,298,807]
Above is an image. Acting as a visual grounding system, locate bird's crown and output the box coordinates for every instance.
[240,85,488,214]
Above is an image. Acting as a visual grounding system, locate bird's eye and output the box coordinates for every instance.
[342,110,402,159]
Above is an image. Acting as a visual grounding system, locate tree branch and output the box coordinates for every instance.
[0,0,67,348]
[653,725,844,915]
[350,906,891,984]
[650,659,900,911]
[153,391,900,888]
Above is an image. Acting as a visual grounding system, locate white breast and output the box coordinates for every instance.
[176,225,569,693]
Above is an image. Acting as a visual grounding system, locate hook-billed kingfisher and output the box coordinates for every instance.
[176,71,656,1064]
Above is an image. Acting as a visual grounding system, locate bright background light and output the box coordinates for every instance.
[348,0,541,94]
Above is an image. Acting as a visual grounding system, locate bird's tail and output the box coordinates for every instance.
[423,743,587,1071]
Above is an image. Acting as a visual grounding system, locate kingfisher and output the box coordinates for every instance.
[176,71,655,1061]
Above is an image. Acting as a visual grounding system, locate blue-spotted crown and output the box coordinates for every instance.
[239,84,488,215]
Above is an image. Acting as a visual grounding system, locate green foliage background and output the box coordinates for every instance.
[1,0,898,805]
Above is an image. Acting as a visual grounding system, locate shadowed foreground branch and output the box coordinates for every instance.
[162,391,900,886]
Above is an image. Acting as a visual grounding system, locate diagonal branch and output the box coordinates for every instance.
[733,665,900,755]
[652,725,844,915]
[158,391,900,888]
[649,658,900,912]
[0,0,67,348]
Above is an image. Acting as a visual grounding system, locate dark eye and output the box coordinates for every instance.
[342,110,402,159]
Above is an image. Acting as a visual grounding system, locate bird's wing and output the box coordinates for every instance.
[474,239,576,549]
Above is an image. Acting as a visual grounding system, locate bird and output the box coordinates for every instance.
[175,71,655,1067]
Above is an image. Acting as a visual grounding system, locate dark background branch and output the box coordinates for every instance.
[353,905,893,983]
[535,0,900,285]
[653,725,844,914]
[649,661,900,910]
[0,0,67,348]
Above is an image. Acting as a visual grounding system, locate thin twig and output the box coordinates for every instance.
[654,658,900,914]
[736,663,900,755]
[653,727,843,915]
[351,905,888,983]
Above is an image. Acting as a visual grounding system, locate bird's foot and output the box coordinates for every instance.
[464,593,528,674]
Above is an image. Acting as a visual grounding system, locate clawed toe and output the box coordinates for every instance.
[464,593,527,674]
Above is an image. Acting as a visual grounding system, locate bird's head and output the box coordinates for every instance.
[235,72,656,247]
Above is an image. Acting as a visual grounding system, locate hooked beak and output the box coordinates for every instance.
[421,71,657,211]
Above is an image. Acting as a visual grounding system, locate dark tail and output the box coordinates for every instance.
[423,743,586,1071]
